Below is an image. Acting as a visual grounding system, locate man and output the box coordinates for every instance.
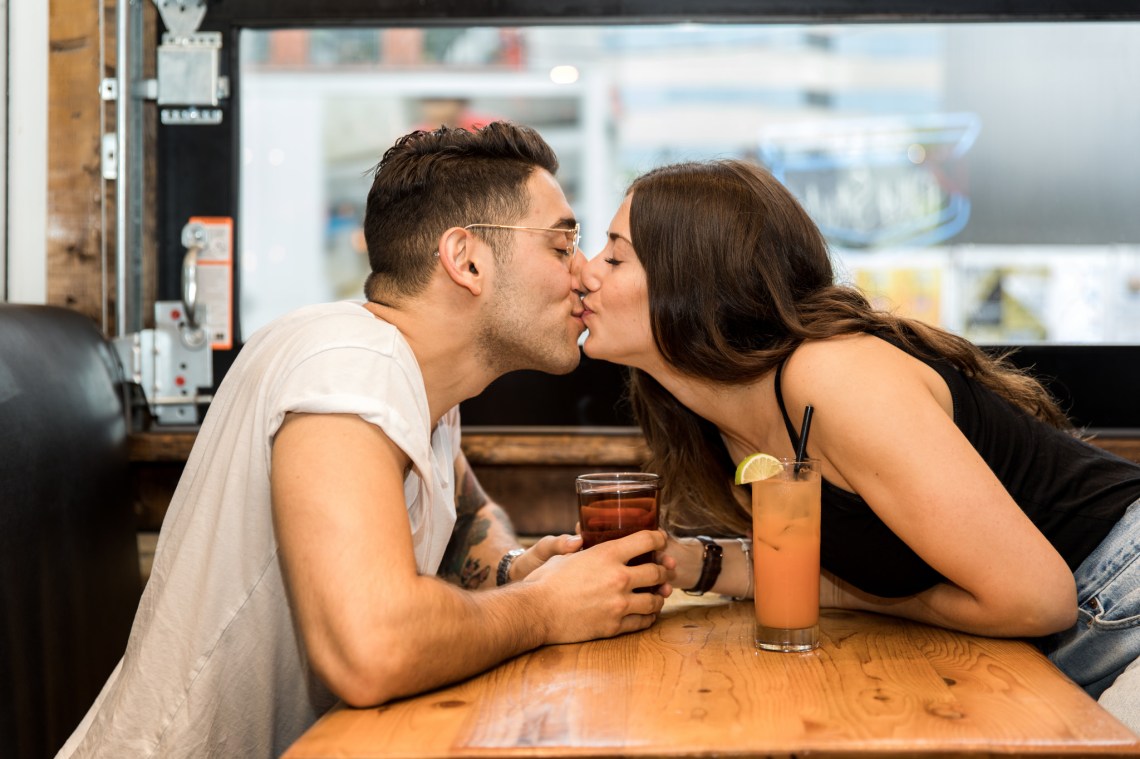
[59,123,668,758]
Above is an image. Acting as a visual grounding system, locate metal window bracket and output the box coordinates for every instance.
[153,0,208,38]
[157,31,225,107]
[153,0,227,125]
[100,0,226,117]
[101,133,118,181]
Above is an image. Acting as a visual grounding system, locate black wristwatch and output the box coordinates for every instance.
[683,536,723,596]
[496,548,525,586]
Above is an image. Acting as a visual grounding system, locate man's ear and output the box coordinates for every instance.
[436,227,485,296]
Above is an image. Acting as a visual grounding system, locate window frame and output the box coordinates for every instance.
[156,0,1140,431]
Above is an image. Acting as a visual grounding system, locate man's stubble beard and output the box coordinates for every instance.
[475,269,581,378]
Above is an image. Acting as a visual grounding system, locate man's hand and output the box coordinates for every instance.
[523,529,670,644]
[276,415,674,707]
[510,531,676,596]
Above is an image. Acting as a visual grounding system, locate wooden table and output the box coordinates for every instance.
[285,595,1140,758]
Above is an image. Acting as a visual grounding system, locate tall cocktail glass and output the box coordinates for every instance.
[752,458,821,652]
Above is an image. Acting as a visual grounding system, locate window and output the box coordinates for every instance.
[238,23,1140,346]
[157,3,1140,429]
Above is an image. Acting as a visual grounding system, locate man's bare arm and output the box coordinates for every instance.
[272,412,667,708]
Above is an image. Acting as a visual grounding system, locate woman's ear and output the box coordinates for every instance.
[436,227,484,296]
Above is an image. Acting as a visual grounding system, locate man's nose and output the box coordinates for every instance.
[569,248,589,294]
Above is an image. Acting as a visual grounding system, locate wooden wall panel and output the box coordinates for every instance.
[46,0,104,323]
[47,0,156,333]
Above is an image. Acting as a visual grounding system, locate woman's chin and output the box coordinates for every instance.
[582,341,631,367]
[584,334,642,367]
[581,339,597,359]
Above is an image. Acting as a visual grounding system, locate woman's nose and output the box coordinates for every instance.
[570,249,592,293]
[579,250,606,291]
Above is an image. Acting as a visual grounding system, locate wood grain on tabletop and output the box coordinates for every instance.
[284,595,1140,758]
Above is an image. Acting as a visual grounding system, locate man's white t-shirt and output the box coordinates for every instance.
[58,301,460,758]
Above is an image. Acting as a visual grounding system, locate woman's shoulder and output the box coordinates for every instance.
[789,332,909,375]
[786,332,945,399]
[776,334,957,467]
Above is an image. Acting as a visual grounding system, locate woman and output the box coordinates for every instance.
[577,158,1140,727]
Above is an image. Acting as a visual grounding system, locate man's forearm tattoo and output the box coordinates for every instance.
[440,459,499,589]
[441,512,491,589]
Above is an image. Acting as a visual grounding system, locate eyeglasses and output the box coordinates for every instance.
[464,223,580,259]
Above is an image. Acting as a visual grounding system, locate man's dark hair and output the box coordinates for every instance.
[362,122,559,302]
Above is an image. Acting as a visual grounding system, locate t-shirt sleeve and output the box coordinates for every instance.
[268,344,430,469]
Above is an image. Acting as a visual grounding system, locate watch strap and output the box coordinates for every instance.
[683,536,723,596]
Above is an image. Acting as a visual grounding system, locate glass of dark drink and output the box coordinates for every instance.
[575,472,661,591]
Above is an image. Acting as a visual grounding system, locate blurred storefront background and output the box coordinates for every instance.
[237,23,1140,346]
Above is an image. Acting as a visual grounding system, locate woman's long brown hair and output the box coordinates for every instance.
[626,160,1072,536]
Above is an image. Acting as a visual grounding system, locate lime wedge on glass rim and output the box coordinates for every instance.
[734,453,783,485]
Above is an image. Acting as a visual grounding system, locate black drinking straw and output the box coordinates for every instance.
[794,405,814,475]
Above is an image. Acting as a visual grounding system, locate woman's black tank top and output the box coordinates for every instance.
[774,339,1140,597]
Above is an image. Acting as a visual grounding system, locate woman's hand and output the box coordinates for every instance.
[662,535,755,599]
[661,535,704,591]
[507,534,584,582]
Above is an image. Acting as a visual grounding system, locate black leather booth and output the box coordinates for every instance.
[0,304,140,759]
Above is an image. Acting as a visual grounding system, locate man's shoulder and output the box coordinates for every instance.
[223,301,421,412]
[263,301,402,355]
[280,300,381,329]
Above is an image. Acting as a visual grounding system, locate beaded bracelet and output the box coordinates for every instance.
[731,537,754,601]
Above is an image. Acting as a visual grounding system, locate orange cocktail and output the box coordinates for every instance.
[751,458,821,651]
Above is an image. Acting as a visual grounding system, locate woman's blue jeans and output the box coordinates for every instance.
[1044,497,1140,700]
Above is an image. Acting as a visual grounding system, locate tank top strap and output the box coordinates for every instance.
[773,359,800,450]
